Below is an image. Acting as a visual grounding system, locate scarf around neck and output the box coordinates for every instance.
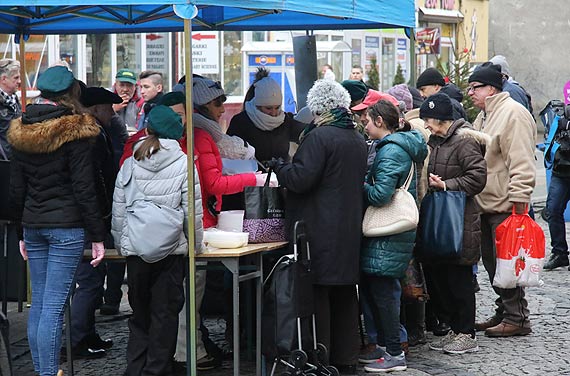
[192,112,224,143]
[299,107,356,142]
[245,99,285,131]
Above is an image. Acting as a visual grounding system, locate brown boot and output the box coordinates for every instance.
[484,322,531,337]
[474,316,502,332]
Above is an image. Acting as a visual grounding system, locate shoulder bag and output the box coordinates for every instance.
[362,163,418,237]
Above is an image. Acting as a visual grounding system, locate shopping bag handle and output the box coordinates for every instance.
[511,204,529,215]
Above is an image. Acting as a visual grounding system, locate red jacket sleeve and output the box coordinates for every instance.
[194,129,256,196]
[119,129,146,167]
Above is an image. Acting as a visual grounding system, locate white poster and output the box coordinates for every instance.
[192,32,219,75]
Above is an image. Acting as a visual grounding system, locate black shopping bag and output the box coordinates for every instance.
[243,170,286,243]
[417,190,466,260]
[261,255,314,359]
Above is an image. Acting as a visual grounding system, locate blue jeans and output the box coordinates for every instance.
[25,227,84,376]
[363,275,403,356]
[546,175,570,256]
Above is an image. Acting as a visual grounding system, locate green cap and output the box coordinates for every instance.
[115,69,137,84]
[37,66,75,98]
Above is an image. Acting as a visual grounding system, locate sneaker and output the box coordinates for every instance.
[363,352,407,373]
[442,333,479,354]
[543,253,569,270]
[196,354,221,371]
[428,331,456,351]
[358,345,386,364]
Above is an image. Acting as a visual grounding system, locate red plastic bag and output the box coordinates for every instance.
[493,206,545,289]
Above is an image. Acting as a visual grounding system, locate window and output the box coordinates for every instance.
[223,31,242,96]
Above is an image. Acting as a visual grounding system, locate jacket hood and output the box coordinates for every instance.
[440,83,464,102]
[131,138,184,174]
[8,105,100,154]
[378,129,428,164]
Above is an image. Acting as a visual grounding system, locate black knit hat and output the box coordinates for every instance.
[468,64,503,90]
[407,85,424,109]
[419,93,454,121]
[416,68,445,88]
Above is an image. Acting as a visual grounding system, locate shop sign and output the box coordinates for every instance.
[424,0,455,10]
[416,28,440,54]
[192,32,219,74]
[146,33,168,72]
[248,54,282,67]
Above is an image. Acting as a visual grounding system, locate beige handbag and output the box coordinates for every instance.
[362,164,418,237]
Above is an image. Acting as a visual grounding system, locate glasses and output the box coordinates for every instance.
[0,59,15,70]
[466,84,487,93]
[208,80,223,90]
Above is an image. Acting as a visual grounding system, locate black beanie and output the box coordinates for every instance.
[416,68,445,88]
[468,64,503,90]
[419,92,454,121]
[407,85,424,108]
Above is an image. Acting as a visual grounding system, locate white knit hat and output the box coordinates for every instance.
[253,77,283,106]
[192,77,225,105]
[306,79,351,115]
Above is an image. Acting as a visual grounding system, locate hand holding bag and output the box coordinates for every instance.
[417,190,466,260]
[362,164,418,237]
[400,258,429,303]
[243,168,287,243]
[493,206,545,289]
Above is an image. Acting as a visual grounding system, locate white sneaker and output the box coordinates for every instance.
[443,333,479,354]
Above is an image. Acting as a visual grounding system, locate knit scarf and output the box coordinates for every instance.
[0,88,19,114]
[245,99,285,131]
[192,112,224,143]
[299,107,356,142]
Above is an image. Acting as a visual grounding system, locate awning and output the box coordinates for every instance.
[241,40,352,53]
[418,7,464,24]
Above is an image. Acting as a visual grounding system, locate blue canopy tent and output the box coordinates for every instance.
[0,2,415,375]
[0,1,414,34]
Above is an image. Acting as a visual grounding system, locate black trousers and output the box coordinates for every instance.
[424,263,475,335]
[125,255,185,376]
[313,284,360,367]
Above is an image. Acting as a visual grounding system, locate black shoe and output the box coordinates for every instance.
[100,303,120,315]
[473,275,481,293]
[60,345,106,361]
[173,360,187,375]
[408,331,427,346]
[196,355,221,371]
[433,322,451,336]
[85,333,113,350]
[544,253,569,270]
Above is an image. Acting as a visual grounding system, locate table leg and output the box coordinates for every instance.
[65,296,74,376]
[221,259,240,376]
[2,223,8,315]
[256,253,262,376]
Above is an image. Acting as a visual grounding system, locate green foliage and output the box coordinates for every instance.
[366,57,379,90]
[393,64,405,86]
[435,47,479,122]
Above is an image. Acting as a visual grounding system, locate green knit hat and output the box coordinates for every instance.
[148,105,184,140]
[158,91,186,107]
[341,80,368,102]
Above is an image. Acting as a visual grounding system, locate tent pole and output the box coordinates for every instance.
[19,35,27,112]
[184,17,197,376]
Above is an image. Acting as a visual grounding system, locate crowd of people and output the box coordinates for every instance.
[0,53,553,376]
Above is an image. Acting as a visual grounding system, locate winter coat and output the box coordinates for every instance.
[227,111,305,163]
[360,130,428,279]
[275,126,368,285]
[113,91,144,129]
[0,92,21,159]
[194,128,256,228]
[503,80,531,113]
[423,119,487,265]
[404,109,430,202]
[472,92,537,213]
[8,104,106,242]
[111,139,194,257]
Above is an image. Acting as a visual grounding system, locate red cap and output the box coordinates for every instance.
[351,90,400,111]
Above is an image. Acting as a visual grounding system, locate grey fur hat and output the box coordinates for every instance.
[307,79,351,115]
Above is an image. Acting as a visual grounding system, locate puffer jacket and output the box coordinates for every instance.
[423,119,487,265]
[8,104,106,242]
[361,130,428,279]
[112,139,200,257]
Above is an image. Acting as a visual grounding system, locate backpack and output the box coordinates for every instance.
[123,158,186,263]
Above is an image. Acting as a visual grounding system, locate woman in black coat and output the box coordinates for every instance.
[274,79,367,372]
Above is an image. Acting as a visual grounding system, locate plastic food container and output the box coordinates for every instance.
[204,229,249,249]
[217,210,245,232]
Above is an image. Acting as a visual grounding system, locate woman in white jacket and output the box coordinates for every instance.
[112,105,193,376]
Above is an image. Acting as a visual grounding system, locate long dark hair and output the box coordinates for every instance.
[134,129,161,161]
[367,100,411,132]
[242,67,270,109]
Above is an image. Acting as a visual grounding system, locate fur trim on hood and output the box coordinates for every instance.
[457,128,492,145]
[8,112,100,154]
